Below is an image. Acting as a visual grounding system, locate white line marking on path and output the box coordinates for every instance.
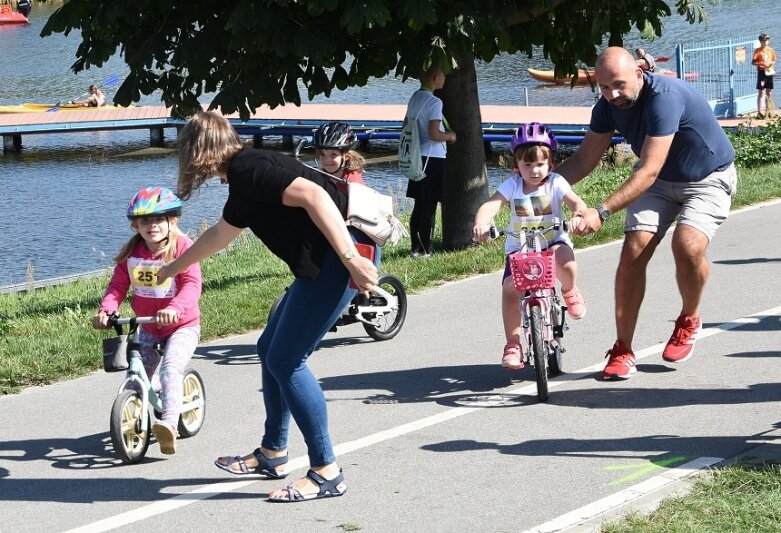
[520,456,723,533]
[65,305,781,533]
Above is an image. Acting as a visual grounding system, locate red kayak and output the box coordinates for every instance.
[0,3,28,25]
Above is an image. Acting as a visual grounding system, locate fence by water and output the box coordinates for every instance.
[680,35,763,117]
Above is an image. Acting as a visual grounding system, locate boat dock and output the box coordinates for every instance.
[0,103,758,153]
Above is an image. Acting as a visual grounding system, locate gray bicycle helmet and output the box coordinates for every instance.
[313,122,358,150]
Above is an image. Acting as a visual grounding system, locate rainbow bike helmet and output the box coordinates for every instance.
[313,121,358,150]
[510,122,558,154]
[127,186,183,220]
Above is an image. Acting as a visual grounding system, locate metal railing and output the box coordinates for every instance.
[678,36,759,117]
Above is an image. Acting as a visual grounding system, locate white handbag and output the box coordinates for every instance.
[345,181,407,246]
[305,164,408,246]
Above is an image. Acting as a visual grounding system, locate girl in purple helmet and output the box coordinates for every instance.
[472,122,588,370]
[93,186,202,455]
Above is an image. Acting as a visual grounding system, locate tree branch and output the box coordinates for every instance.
[505,0,571,27]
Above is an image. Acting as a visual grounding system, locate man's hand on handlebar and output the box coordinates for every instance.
[570,208,602,236]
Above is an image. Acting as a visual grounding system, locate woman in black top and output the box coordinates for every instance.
[158,111,378,502]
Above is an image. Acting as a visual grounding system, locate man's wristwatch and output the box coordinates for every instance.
[595,203,611,222]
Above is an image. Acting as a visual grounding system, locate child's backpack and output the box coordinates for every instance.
[398,98,434,181]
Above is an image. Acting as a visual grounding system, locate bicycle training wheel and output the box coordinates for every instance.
[549,304,564,376]
[178,368,206,438]
[529,305,550,402]
[363,274,408,341]
[109,390,150,464]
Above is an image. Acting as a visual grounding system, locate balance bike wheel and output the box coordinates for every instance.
[110,390,150,464]
[178,368,206,438]
[363,274,408,341]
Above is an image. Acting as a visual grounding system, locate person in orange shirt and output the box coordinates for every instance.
[752,33,776,118]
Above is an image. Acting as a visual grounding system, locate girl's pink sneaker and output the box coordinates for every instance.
[563,286,586,319]
[501,341,524,370]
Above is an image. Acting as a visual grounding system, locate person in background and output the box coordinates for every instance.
[16,0,31,17]
[312,121,365,190]
[404,63,457,258]
[311,121,382,268]
[159,111,378,502]
[635,48,656,72]
[71,84,105,107]
[752,33,776,118]
[556,47,736,380]
[93,187,202,456]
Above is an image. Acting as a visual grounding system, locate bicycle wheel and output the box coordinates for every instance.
[110,390,150,464]
[529,305,549,402]
[363,274,408,341]
[178,369,206,438]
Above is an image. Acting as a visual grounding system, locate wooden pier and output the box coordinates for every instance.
[0,103,761,153]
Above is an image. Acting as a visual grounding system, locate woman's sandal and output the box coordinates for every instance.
[213,448,289,479]
[267,469,347,503]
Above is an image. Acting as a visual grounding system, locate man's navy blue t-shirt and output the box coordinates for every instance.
[590,72,735,182]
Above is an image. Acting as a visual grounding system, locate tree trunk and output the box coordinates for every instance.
[438,49,489,251]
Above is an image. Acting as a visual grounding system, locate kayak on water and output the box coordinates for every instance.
[527,68,698,85]
[0,103,127,114]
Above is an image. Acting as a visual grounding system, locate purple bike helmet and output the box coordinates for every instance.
[127,186,183,220]
[510,122,558,154]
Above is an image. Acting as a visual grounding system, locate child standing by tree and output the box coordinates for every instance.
[93,186,202,455]
[472,123,587,370]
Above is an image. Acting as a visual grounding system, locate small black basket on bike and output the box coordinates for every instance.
[102,323,128,372]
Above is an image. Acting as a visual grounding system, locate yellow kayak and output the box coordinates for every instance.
[0,103,126,114]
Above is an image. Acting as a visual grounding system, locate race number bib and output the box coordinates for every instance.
[128,257,175,298]
[512,215,558,243]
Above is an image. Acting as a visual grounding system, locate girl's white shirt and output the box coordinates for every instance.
[496,171,574,254]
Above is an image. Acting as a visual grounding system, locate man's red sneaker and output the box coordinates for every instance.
[662,315,702,363]
[603,340,637,380]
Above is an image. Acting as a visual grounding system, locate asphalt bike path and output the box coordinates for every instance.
[1,201,780,532]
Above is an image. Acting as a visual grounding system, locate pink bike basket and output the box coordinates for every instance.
[509,250,557,291]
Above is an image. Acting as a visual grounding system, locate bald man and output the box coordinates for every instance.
[556,47,736,380]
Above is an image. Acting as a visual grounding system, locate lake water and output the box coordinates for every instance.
[0,0,778,286]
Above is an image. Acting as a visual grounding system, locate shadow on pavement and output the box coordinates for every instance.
[194,327,387,365]
[420,432,774,462]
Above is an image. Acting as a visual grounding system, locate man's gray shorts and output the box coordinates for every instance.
[626,163,737,241]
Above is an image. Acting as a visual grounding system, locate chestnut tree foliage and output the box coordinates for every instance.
[42,0,711,249]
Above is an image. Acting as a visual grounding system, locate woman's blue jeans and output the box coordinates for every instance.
[257,230,378,467]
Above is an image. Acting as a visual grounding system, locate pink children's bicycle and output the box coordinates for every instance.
[491,217,570,402]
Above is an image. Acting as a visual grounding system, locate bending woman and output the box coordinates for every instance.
[157,111,378,502]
